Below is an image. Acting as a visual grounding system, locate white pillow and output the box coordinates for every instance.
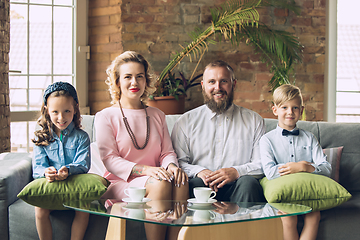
[89,142,106,176]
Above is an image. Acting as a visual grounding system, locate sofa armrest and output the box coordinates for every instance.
[0,152,32,240]
[0,153,33,206]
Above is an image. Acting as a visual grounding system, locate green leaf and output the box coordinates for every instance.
[155,0,303,96]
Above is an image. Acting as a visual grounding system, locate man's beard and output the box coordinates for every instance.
[202,88,234,114]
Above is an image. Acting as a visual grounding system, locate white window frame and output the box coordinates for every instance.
[9,0,89,152]
[75,0,89,115]
[10,0,89,123]
[326,0,360,123]
[324,0,337,122]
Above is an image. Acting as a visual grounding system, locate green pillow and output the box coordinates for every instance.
[260,173,352,211]
[18,173,110,210]
[65,199,107,213]
[269,203,312,214]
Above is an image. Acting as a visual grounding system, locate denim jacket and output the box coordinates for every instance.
[32,122,91,179]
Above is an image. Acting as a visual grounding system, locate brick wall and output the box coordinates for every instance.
[0,0,10,153]
[88,0,326,121]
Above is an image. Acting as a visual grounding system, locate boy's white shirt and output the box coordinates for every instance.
[259,125,332,180]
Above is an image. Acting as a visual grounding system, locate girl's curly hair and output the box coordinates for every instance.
[105,51,156,104]
[32,90,81,146]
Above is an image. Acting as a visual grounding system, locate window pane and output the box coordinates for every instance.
[9,75,27,89]
[29,76,50,110]
[29,121,36,153]
[336,115,360,122]
[29,89,44,111]
[53,76,73,84]
[9,4,28,74]
[29,75,51,89]
[337,77,360,92]
[54,0,73,6]
[10,0,27,3]
[29,0,52,4]
[54,7,73,74]
[10,88,27,111]
[336,92,360,114]
[11,121,36,153]
[11,122,28,152]
[29,5,52,74]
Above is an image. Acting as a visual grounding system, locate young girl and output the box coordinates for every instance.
[32,82,90,240]
[95,51,189,240]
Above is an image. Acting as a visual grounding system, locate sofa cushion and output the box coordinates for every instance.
[323,146,343,182]
[317,122,360,193]
[17,173,110,210]
[88,142,106,176]
[260,172,352,211]
[81,115,96,142]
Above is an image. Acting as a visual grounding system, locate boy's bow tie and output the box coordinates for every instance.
[282,129,299,136]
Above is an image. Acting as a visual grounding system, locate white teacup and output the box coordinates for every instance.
[193,210,216,222]
[194,187,216,202]
[124,209,145,219]
[124,187,146,202]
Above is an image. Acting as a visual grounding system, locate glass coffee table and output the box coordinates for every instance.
[64,199,311,240]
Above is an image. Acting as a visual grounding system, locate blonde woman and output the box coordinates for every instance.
[95,51,188,240]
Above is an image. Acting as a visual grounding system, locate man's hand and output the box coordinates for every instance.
[197,168,239,191]
[213,201,239,214]
[196,169,216,189]
[206,168,239,190]
[278,161,315,176]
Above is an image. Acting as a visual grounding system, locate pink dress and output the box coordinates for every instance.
[94,105,178,200]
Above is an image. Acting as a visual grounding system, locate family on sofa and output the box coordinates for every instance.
[21,50,351,240]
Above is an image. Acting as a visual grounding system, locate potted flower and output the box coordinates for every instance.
[147,72,202,114]
[148,0,303,114]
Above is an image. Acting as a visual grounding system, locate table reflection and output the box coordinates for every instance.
[65,199,311,226]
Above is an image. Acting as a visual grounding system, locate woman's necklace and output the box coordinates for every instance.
[119,101,150,150]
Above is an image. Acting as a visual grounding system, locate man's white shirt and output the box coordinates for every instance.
[171,104,265,179]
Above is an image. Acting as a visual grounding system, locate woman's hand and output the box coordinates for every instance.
[145,209,172,222]
[147,166,174,182]
[167,163,188,187]
[132,165,174,182]
[168,201,187,220]
[145,202,187,221]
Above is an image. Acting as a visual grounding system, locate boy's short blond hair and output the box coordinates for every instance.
[273,84,303,107]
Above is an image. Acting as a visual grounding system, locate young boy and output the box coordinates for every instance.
[260,84,331,240]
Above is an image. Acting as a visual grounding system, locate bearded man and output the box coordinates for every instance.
[171,60,266,203]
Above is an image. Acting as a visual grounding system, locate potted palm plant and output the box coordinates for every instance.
[147,0,303,114]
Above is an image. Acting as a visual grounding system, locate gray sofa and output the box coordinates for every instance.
[1,114,359,240]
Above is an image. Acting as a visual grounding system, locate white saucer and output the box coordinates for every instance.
[122,198,151,204]
[187,198,217,206]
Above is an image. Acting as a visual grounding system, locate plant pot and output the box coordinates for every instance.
[147,95,185,115]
